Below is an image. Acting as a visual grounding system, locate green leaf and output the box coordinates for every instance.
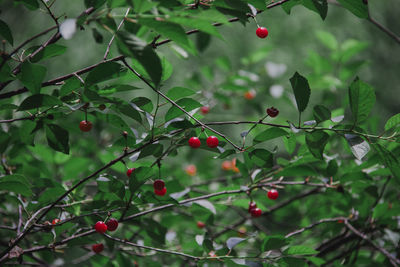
[85,62,126,86]
[45,124,70,154]
[139,18,195,55]
[262,235,289,251]
[15,0,39,10]
[286,245,318,255]
[373,144,400,181]
[384,113,400,131]
[18,94,62,111]
[253,128,288,143]
[226,237,245,250]
[29,44,67,63]
[281,0,302,14]
[290,72,311,113]
[0,181,33,197]
[0,19,13,45]
[131,97,153,113]
[348,78,375,125]
[315,31,337,50]
[313,105,331,123]
[18,62,47,94]
[99,113,129,130]
[60,77,82,97]
[165,98,202,121]
[117,32,162,87]
[305,131,329,159]
[336,0,368,19]
[129,166,154,194]
[339,39,369,63]
[249,149,273,168]
[345,134,370,160]
[279,165,318,176]
[302,0,328,20]
[117,103,142,123]
[166,87,196,101]
[1,174,31,188]
[167,17,222,38]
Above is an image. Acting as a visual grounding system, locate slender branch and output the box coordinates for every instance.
[285,216,348,238]
[344,220,400,266]
[103,8,130,60]
[40,0,59,26]
[368,16,400,45]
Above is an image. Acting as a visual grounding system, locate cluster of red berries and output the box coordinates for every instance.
[247,189,279,218]
[92,218,119,253]
[188,136,219,149]
[153,179,167,196]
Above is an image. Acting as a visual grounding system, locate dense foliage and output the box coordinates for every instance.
[0,0,399,266]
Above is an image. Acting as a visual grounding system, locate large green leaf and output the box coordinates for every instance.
[302,0,328,20]
[373,144,400,182]
[28,44,67,63]
[286,245,318,255]
[85,62,126,86]
[336,0,368,19]
[0,19,13,45]
[253,128,288,144]
[262,235,290,251]
[165,98,202,121]
[166,87,196,101]
[348,78,375,125]
[384,113,400,131]
[45,124,70,154]
[0,181,33,197]
[18,94,62,111]
[117,32,162,87]
[313,105,331,123]
[305,131,329,159]
[18,62,47,94]
[290,72,311,113]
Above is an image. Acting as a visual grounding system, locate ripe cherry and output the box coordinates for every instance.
[200,106,210,115]
[267,107,279,117]
[222,160,232,171]
[79,120,92,132]
[197,221,205,229]
[206,136,219,148]
[94,221,107,234]
[248,202,257,213]
[52,219,60,225]
[106,218,118,231]
[188,137,201,148]
[244,90,256,100]
[267,189,279,200]
[153,179,165,191]
[250,208,262,218]
[92,243,104,253]
[154,187,167,196]
[126,168,135,177]
[256,27,269,38]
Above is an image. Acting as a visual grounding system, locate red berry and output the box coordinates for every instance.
[250,208,262,218]
[188,137,201,148]
[106,218,118,231]
[200,106,210,115]
[206,136,219,148]
[154,187,167,196]
[248,202,257,213]
[267,107,279,117]
[153,179,165,191]
[197,221,205,229]
[79,120,92,132]
[94,221,107,234]
[52,219,60,225]
[256,27,269,38]
[244,90,256,100]
[267,189,279,200]
[126,168,135,177]
[92,243,104,253]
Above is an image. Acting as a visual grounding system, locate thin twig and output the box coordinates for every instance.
[368,16,400,45]
[103,8,130,60]
[40,0,59,26]
[285,216,348,238]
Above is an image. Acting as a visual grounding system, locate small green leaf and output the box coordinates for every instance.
[336,0,368,19]
[117,103,142,123]
[313,105,331,123]
[85,62,126,86]
[286,245,318,255]
[315,31,338,50]
[0,181,33,197]
[0,19,13,45]
[18,62,47,94]
[29,44,67,63]
[279,165,318,176]
[290,72,311,113]
[45,124,70,154]
[348,78,375,125]
[166,87,196,101]
[18,94,62,111]
[131,97,153,113]
[117,32,162,87]
[250,149,273,168]
[253,128,288,144]
[165,98,202,121]
[306,131,329,159]
[262,235,289,251]
[60,77,82,97]
[373,144,400,182]
[302,0,328,20]
[384,113,400,131]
